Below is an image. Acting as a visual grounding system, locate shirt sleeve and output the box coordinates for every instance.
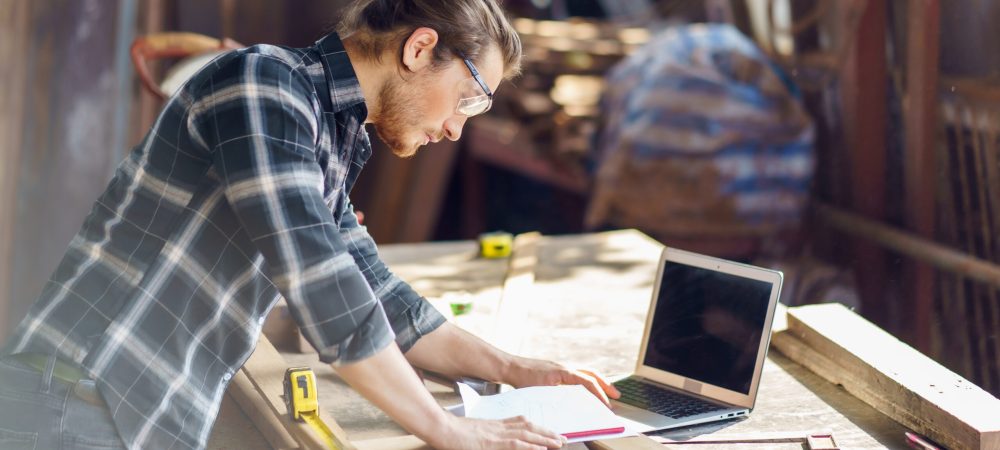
[187,52,394,365]
[337,200,446,352]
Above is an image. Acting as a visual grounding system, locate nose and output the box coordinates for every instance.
[443,115,468,141]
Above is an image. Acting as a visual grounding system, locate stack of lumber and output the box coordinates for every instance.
[772,303,1000,450]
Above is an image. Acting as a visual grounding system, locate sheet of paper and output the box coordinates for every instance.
[458,383,631,443]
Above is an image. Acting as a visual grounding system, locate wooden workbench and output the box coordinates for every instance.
[209,230,911,449]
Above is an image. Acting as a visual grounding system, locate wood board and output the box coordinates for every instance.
[232,334,357,450]
[776,302,1000,450]
[315,231,910,449]
[213,231,915,449]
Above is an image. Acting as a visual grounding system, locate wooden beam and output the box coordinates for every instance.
[650,431,837,448]
[490,232,541,355]
[233,335,357,450]
[227,369,300,450]
[585,436,664,450]
[354,435,431,450]
[0,0,30,343]
[902,0,941,354]
[773,303,1000,450]
[839,0,891,330]
[816,203,1000,290]
[354,430,668,450]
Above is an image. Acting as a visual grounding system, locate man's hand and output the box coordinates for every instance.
[336,343,567,450]
[502,357,621,407]
[428,415,566,450]
[405,323,621,407]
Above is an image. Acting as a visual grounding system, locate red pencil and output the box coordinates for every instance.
[905,431,941,450]
[561,426,626,440]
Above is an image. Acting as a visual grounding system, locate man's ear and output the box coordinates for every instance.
[400,27,439,73]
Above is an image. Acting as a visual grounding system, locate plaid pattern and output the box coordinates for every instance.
[3,33,445,449]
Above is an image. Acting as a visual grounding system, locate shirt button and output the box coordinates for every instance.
[258,316,266,326]
[223,372,232,381]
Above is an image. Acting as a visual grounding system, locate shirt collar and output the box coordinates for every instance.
[315,33,368,119]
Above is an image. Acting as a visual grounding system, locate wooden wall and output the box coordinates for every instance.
[0,1,31,344]
[0,0,402,344]
[1,0,139,344]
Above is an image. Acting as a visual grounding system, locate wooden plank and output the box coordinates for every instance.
[261,232,913,448]
[227,368,299,449]
[816,203,1000,290]
[354,434,660,450]
[650,430,836,446]
[354,435,431,450]
[780,303,1000,450]
[211,385,280,450]
[278,232,910,449]
[585,436,663,450]
[902,0,940,353]
[0,0,30,343]
[490,231,541,354]
[237,335,357,450]
[840,0,890,329]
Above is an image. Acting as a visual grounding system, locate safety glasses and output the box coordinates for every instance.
[456,57,493,117]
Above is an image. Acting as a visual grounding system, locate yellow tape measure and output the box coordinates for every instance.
[283,367,338,449]
[478,231,513,259]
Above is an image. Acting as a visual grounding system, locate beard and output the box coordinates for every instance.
[372,76,426,158]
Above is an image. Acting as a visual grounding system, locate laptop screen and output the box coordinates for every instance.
[642,260,773,395]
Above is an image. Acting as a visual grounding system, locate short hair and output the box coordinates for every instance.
[338,0,522,79]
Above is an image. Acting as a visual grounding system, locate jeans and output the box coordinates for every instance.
[0,354,125,449]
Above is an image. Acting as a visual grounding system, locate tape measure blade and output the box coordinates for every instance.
[302,412,338,449]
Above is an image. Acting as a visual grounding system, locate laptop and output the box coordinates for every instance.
[610,246,783,433]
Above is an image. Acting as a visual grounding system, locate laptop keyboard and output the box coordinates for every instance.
[613,378,727,419]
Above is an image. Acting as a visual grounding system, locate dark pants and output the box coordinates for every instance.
[0,354,125,449]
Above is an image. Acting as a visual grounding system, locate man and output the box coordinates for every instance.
[0,0,619,449]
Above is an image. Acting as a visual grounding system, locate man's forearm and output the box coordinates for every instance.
[403,321,621,406]
[334,343,453,443]
[404,321,516,383]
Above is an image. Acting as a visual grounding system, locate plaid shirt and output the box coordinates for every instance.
[4,33,445,449]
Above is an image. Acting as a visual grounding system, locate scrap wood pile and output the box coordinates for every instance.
[482,18,649,176]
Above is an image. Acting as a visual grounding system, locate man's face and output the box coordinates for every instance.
[373,46,504,158]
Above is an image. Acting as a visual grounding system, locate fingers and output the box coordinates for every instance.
[502,416,565,449]
[510,444,547,450]
[579,369,621,400]
[563,370,610,407]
